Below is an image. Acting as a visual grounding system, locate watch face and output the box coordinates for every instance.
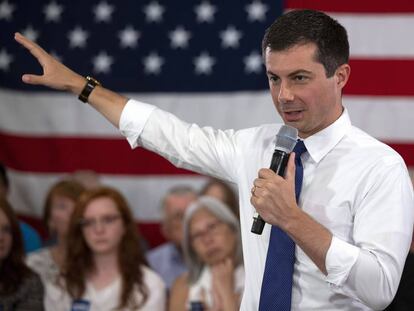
[79,76,100,103]
[87,76,100,86]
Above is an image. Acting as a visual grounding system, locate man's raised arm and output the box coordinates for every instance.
[14,32,127,128]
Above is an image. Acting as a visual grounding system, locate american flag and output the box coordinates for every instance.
[0,0,413,234]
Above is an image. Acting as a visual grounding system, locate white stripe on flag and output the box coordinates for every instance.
[330,13,414,58]
[1,89,413,142]
[8,168,210,220]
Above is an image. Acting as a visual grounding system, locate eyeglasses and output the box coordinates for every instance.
[79,214,121,229]
[190,221,224,243]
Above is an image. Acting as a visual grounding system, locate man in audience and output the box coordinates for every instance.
[71,170,101,190]
[147,186,197,289]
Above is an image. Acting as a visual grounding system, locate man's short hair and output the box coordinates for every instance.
[161,185,197,209]
[262,9,349,77]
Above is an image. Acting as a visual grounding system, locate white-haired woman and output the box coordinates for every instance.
[169,196,244,311]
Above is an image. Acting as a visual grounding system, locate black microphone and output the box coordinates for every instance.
[251,125,298,235]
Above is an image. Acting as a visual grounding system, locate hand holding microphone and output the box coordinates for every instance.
[251,125,298,235]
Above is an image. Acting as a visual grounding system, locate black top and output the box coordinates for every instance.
[0,272,44,311]
[385,251,414,311]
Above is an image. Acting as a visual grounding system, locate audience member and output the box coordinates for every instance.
[200,178,239,218]
[385,238,414,310]
[169,196,244,311]
[147,186,197,289]
[385,176,414,310]
[0,164,7,199]
[71,170,101,190]
[44,186,166,311]
[0,163,42,253]
[19,222,43,254]
[27,179,85,284]
[0,197,44,310]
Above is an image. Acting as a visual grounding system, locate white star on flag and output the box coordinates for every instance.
[0,0,15,21]
[68,26,89,48]
[0,48,13,72]
[245,0,268,22]
[194,52,215,74]
[119,26,140,48]
[93,1,115,23]
[220,26,242,48]
[92,51,114,73]
[43,1,64,23]
[143,52,164,74]
[244,51,263,73]
[194,1,216,23]
[143,1,165,23]
[21,25,40,42]
[169,26,191,49]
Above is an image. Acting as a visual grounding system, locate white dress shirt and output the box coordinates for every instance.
[26,248,60,285]
[120,99,414,311]
[188,265,244,309]
[44,266,166,311]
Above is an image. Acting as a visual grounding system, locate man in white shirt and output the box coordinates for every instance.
[15,9,414,311]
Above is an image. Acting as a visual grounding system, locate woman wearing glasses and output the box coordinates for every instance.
[169,196,244,311]
[44,187,166,311]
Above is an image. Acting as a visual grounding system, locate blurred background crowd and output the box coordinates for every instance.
[0,162,247,310]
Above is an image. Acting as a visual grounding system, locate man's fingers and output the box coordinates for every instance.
[253,178,266,188]
[22,74,44,85]
[285,152,296,183]
[258,168,276,178]
[15,32,49,66]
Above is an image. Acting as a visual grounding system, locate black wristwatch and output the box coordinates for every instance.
[78,76,101,103]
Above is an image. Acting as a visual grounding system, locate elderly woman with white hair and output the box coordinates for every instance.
[169,196,244,311]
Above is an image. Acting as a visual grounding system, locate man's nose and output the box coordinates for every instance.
[278,82,294,104]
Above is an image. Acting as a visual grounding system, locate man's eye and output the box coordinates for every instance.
[294,75,308,81]
[269,76,279,83]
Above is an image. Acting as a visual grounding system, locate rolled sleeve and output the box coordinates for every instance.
[119,99,157,148]
[325,236,360,286]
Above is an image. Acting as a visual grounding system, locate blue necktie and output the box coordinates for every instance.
[259,140,307,311]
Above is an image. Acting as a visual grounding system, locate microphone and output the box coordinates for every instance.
[251,125,298,235]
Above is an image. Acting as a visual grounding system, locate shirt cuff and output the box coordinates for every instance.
[325,236,360,286]
[119,99,157,148]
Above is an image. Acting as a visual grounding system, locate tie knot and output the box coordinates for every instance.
[293,140,307,156]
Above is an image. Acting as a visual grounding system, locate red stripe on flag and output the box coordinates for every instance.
[0,133,196,175]
[386,142,414,167]
[285,0,414,13]
[346,59,414,96]
[0,133,413,173]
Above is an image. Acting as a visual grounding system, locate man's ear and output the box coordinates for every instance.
[161,222,170,239]
[335,63,351,90]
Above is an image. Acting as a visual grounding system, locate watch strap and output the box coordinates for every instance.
[78,76,101,103]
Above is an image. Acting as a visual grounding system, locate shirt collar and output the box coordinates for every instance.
[171,243,184,263]
[303,108,352,164]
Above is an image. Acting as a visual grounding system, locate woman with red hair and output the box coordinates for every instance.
[44,186,166,310]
